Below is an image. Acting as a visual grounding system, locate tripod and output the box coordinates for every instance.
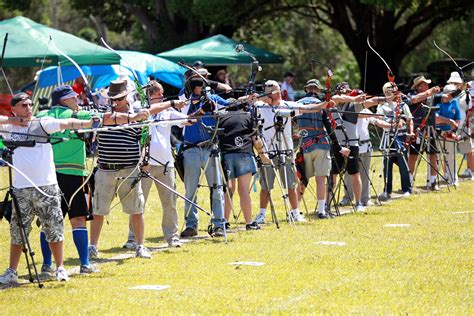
[263,115,300,225]
[379,130,412,197]
[1,141,43,288]
[411,125,453,190]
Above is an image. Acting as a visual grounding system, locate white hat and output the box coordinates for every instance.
[264,80,280,93]
[443,84,458,94]
[447,71,463,84]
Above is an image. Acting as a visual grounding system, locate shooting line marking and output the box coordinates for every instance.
[129,285,171,291]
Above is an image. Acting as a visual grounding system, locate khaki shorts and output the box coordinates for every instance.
[458,138,474,154]
[93,167,145,216]
[259,156,297,190]
[303,149,331,177]
[11,185,64,245]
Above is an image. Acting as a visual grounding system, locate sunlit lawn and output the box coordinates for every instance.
[0,153,472,314]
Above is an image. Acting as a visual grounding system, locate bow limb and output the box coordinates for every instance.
[0,33,13,95]
[50,38,90,88]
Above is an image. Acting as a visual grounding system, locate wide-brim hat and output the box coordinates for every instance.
[411,75,432,89]
[304,79,323,91]
[447,71,463,84]
[105,79,132,99]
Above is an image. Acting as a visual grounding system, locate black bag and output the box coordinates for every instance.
[0,193,12,223]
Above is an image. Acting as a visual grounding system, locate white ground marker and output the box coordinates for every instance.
[129,285,171,291]
[315,241,346,246]
[384,224,411,227]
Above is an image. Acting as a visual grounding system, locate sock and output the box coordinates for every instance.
[409,174,413,182]
[291,208,299,214]
[40,231,52,267]
[72,227,90,266]
[430,176,436,184]
[317,200,326,214]
[259,208,266,216]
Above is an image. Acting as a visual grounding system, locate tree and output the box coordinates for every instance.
[290,0,473,93]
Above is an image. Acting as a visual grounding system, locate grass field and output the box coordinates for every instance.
[0,154,472,314]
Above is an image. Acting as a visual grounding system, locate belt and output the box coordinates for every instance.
[359,139,371,145]
[183,140,211,151]
[98,163,137,170]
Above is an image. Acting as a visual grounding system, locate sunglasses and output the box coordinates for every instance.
[114,96,127,101]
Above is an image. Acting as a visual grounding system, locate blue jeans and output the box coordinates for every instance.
[223,152,257,179]
[183,147,224,229]
[383,137,411,194]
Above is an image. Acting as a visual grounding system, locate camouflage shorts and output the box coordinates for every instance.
[10,184,64,245]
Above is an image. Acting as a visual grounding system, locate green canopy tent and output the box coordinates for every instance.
[157,34,284,65]
[0,16,120,67]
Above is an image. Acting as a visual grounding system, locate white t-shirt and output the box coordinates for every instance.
[258,100,301,151]
[281,81,295,101]
[149,109,188,166]
[0,117,62,189]
[358,109,377,154]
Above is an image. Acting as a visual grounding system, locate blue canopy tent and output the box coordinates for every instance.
[37,50,185,89]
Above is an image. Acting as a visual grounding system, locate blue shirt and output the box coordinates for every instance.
[296,95,330,152]
[436,99,461,131]
[183,93,229,144]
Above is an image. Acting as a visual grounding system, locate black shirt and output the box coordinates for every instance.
[218,110,254,154]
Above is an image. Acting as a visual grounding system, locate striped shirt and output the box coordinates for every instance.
[97,127,142,165]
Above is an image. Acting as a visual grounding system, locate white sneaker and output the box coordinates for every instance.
[0,268,18,284]
[402,191,411,197]
[339,198,351,206]
[355,203,365,213]
[167,238,182,248]
[56,266,69,282]
[122,240,137,250]
[136,245,152,259]
[88,245,99,259]
[461,168,472,177]
[289,210,306,223]
[254,213,266,224]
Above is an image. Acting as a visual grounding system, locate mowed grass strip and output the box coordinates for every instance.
[0,158,472,314]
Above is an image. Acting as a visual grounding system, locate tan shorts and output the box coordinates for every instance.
[458,138,474,154]
[93,167,145,216]
[303,149,331,177]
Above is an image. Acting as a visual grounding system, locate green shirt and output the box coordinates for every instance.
[37,106,100,176]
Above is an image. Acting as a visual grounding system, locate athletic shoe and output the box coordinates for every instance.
[254,213,266,224]
[180,227,198,238]
[378,192,391,201]
[402,191,411,197]
[136,245,152,259]
[317,212,333,219]
[88,245,99,259]
[122,240,137,250]
[430,182,440,191]
[56,267,69,282]
[245,221,261,230]
[289,210,306,223]
[339,198,351,206]
[0,268,18,284]
[80,264,99,274]
[361,201,372,207]
[461,168,472,177]
[41,264,54,278]
[212,227,225,237]
[167,238,182,248]
[225,222,231,230]
[355,203,365,213]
